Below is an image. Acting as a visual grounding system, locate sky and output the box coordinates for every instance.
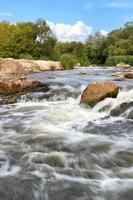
[0,0,133,42]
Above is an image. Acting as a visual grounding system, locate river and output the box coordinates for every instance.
[0,67,133,200]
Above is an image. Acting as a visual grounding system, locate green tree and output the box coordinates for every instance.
[33,19,57,59]
[86,32,108,64]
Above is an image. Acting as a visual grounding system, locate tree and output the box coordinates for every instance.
[33,19,57,59]
[86,32,108,64]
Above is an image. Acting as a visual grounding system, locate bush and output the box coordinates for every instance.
[105,56,133,66]
[60,54,79,69]
[18,53,33,60]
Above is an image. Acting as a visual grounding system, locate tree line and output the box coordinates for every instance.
[0,19,133,68]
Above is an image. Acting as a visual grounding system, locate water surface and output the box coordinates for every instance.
[0,67,133,200]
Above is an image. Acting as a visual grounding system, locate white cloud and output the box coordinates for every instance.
[100,29,108,36]
[0,12,13,17]
[47,21,93,42]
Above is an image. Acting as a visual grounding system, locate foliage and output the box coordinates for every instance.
[86,32,108,65]
[53,41,90,66]
[0,20,132,68]
[0,19,56,60]
[106,56,133,66]
[60,54,79,69]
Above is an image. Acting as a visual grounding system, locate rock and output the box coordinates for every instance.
[77,63,81,66]
[3,95,18,104]
[112,71,133,79]
[0,58,49,103]
[112,72,125,80]
[127,108,133,119]
[80,81,119,106]
[110,101,133,116]
[0,58,27,80]
[79,71,87,75]
[34,60,63,71]
[0,58,63,74]
[0,80,49,95]
[116,62,130,68]
[125,71,133,79]
[18,59,41,73]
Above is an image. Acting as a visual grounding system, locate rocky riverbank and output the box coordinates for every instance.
[0,58,63,73]
[0,58,49,104]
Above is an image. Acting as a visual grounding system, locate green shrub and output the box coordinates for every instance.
[105,56,133,66]
[18,53,33,60]
[60,54,79,69]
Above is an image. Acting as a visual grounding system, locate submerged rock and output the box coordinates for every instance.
[126,108,133,119]
[110,101,133,116]
[112,72,125,80]
[80,81,119,106]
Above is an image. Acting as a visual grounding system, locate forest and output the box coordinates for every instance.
[0,19,133,69]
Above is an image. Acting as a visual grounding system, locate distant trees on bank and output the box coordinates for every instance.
[0,19,133,68]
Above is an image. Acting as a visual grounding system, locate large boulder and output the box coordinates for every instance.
[0,79,49,95]
[34,60,63,71]
[0,58,49,102]
[18,59,41,73]
[80,81,119,106]
[0,58,27,80]
[0,58,63,74]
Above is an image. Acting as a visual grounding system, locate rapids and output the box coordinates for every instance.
[0,67,133,200]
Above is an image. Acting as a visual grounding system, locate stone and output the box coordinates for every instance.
[116,62,130,68]
[0,58,49,103]
[80,81,119,106]
[125,71,133,79]
[0,58,63,74]
[110,101,133,116]
[0,58,27,80]
[127,108,133,119]
[112,72,125,80]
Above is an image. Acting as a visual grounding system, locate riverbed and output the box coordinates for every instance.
[0,67,133,200]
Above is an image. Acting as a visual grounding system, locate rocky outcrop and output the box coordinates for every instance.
[0,58,63,73]
[0,58,27,80]
[0,58,49,104]
[0,79,49,95]
[80,81,119,106]
[116,62,130,68]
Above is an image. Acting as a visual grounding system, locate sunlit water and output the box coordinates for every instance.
[0,67,133,200]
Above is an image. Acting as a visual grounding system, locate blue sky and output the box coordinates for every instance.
[0,0,133,42]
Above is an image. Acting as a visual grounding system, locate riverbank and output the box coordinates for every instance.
[0,58,52,104]
[0,58,63,73]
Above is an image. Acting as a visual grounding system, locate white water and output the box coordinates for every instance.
[0,68,133,200]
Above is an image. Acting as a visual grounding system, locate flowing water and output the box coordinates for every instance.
[0,67,133,200]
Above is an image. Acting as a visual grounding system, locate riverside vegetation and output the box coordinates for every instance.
[0,19,133,69]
